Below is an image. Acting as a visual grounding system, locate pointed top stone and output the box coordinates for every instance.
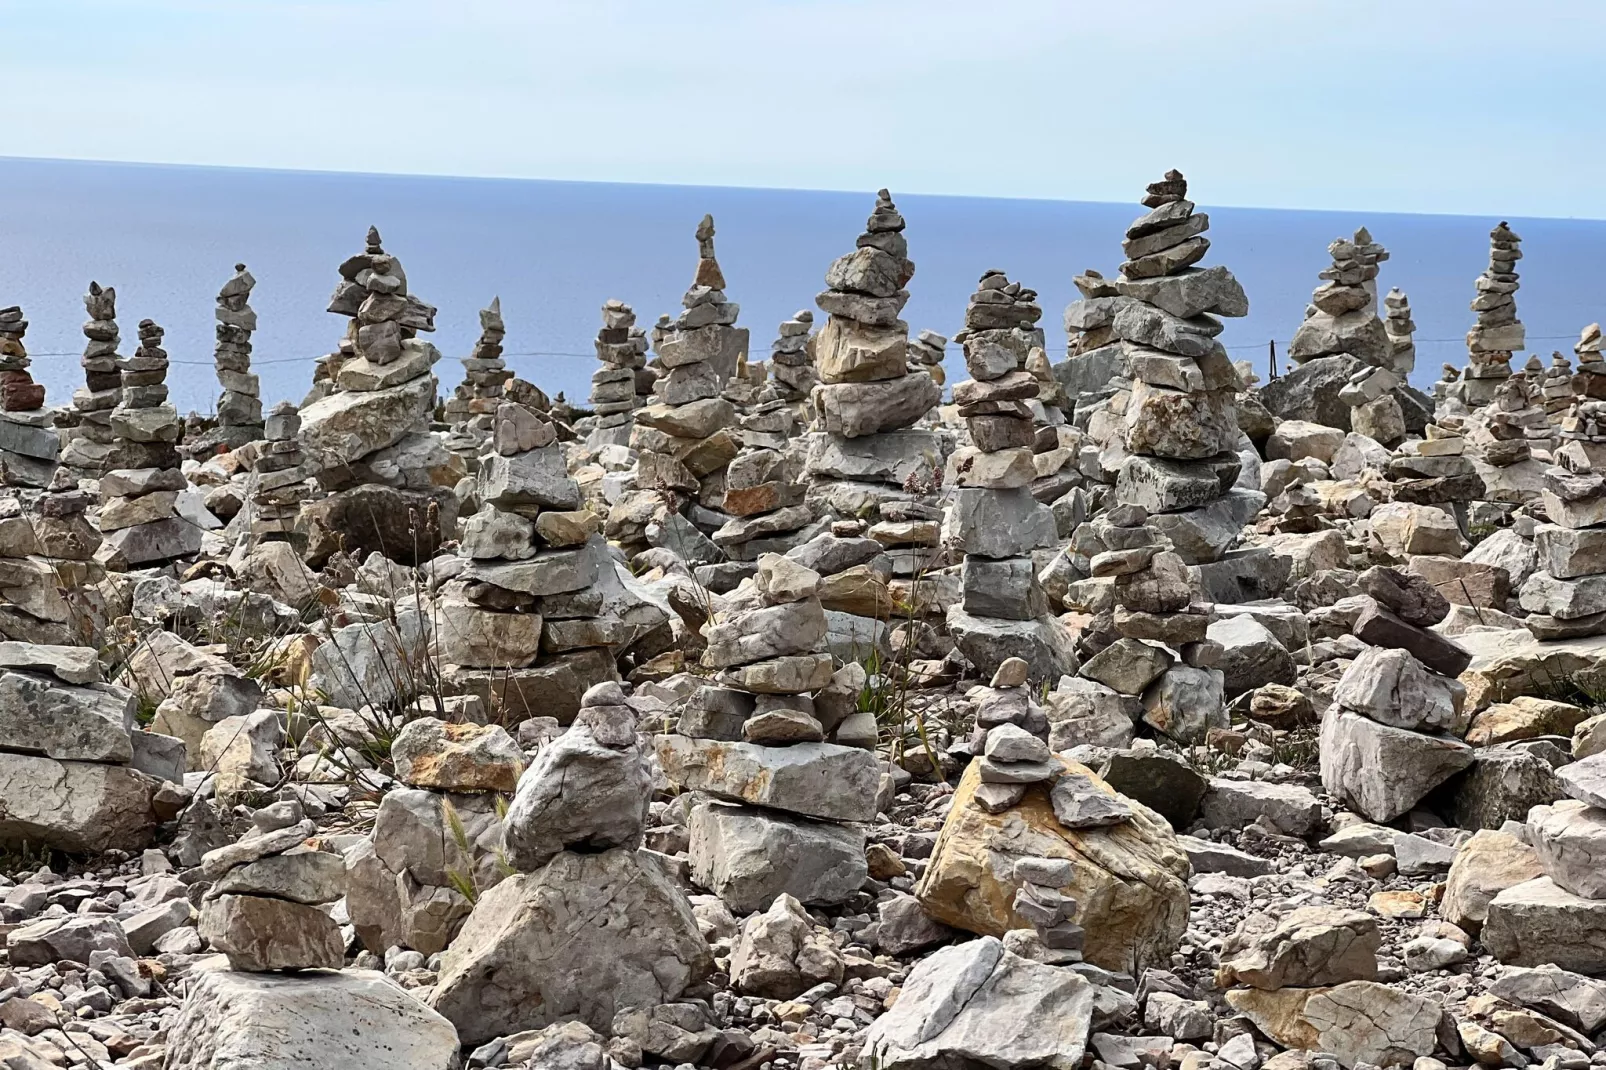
[366,226,384,253]
[696,213,715,243]
[867,189,905,233]
[1142,169,1188,208]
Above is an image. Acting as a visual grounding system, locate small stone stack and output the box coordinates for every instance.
[944,279,1066,679]
[712,440,816,565]
[954,270,1061,423]
[1320,567,1474,822]
[0,306,60,487]
[101,318,200,567]
[1288,228,1391,368]
[768,309,816,403]
[1574,324,1606,400]
[191,263,263,455]
[443,297,512,460]
[908,329,947,387]
[588,300,649,447]
[804,190,942,519]
[1433,363,1460,402]
[1006,856,1085,965]
[250,402,314,540]
[1459,222,1526,408]
[1384,287,1417,377]
[632,217,744,511]
[57,282,124,475]
[0,469,103,645]
[197,812,347,971]
[1521,462,1606,639]
[1541,352,1576,416]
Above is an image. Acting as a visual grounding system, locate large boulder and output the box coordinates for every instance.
[656,737,880,822]
[688,802,867,914]
[298,373,436,467]
[1259,354,1365,430]
[0,671,136,762]
[428,848,712,1046]
[728,893,844,999]
[913,757,1190,974]
[1484,877,1606,973]
[1441,829,1543,934]
[164,967,460,1070]
[1217,906,1379,989]
[0,753,158,853]
[1318,706,1473,822]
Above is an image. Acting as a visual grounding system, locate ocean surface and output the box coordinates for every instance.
[1,156,1603,415]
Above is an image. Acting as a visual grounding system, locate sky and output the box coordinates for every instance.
[0,1,1597,218]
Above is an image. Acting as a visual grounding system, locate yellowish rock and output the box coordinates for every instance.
[1224,987,1328,1051]
[1368,890,1427,919]
[1465,696,1589,746]
[1442,829,1543,934]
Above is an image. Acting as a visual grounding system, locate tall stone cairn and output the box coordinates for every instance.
[0,305,60,488]
[58,282,124,475]
[1384,287,1416,377]
[588,299,648,447]
[102,318,200,567]
[769,310,817,403]
[804,190,942,521]
[251,401,313,539]
[1288,228,1391,367]
[443,297,511,459]
[1574,323,1606,401]
[944,275,1068,680]
[1541,352,1575,416]
[1106,170,1255,565]
[202,263,264,453]
[1523,402,1606,640]
[1459,222,1526,408]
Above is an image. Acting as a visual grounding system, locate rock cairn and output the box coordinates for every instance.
[1384,287,1416,376]
[1288,228,1391,368]
[250,401,313,540]
[953,269,1051,415]
[1459,222,1526,408]
[657,555,881,914]
[190,264,263,456]
[1520,454,1606,639]
[443,297,511,460]
[908,328,947,387]
[1320,567,1474,821]
[1575,323,1606,400]
[804,190,942,520]
[712,434,816,567]
[1540,351,1575,416]
[1006,856,1087,965]
[102,318,200,567]
[633,217,744,511]
[57,282,124,475]
[197,809,346,971]
[0,470,103,645]
[0,305,60,487]
[768,309,816,403]
[588,299,649,447]
[945,275,1066,679]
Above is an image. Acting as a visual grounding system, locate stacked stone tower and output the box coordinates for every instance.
[1384,287,1416,377]
[0,306,59,487]
[1288,228,1390,367]
[768,310,816,404]
[443,297,511,461]
[1459,222,1526,408]
[588,299,648,447]
[57,282,124,474]
[189,263,263,456]
[250,401,314,540]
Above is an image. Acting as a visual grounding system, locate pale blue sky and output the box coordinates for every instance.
[1,0,1595,217]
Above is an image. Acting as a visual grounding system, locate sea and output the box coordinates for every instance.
[1,155,1604,415]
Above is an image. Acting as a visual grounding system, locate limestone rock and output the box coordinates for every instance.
[688,802,867,914]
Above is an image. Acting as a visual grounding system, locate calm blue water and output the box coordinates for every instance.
[1,156,1603,414]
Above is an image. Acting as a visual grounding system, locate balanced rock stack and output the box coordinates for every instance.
[1540,351,1576,416]
[443,297,512,460]
[1288,228,1391,368]
[1458,222,1526,408]
[1384,287,1417,377]
[944,279,1067,679]
[197,810,345,971]
[804,189,941,518]
[633,216,743,508]
[713,434,818,565]
[659,554,883,912]
[1574,323,1606,399]
[189,263,263,456]
[0,471,103,645]
[1005,856,1086,965]
[768,309,816,403]
[0,305,60,487]
[963,659,1055,812]
[102,318,201,567]
[588,299,650,447]
[56,282,124,475]
[1519,461,1606,639]
[1320,567,1475,822]
[430,683,711,1044]
[908,328,947,386]
[1104,170,1258,566]
[953,270,1061,423]
[249,401,313,539]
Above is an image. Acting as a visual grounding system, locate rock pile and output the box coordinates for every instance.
[1320,567,1475,820]
[944,273,1068,679]
[190,263,263,456]
[0,304,59,487]
[588,299,650,447]
[101,318,201,567]
[768,309,816,403]
[1384,286,1416,377]
[1459,222,1526,408]
[0,469,103,645]
[443,296,512,460]
[56,281,124,475]
[804,189,942,520]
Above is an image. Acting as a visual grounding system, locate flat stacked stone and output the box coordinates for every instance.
[188,264,263,456]
[443,297,511,461]
[657,554,880,911]
[803,189,943,522]
[1384,287,1416,377]
[632,216,744,525]
[0,306,60,488]
[1574,323,1606,400]
[0,469,103,645]
[101,318,200,568]
[1541,352,1576,416]
[1056,269,1129,424]
[1320,567,1474,821]
[769,309,817,403]
[1432,363,1460,402]
[1289,228,1391,367]
[1519,450,1606,639]
[588,299,648,447]
[1458,222,1526,408]
[1104,170,1258,566]
[908,328,946,387]
[944,274,1069,680]
[56,282,124,476]
[250,402,314,540]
